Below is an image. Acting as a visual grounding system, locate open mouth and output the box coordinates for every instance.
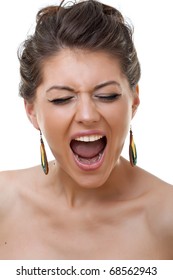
[70,135,107,170]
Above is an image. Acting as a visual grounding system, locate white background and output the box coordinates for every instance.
[0,260,172,280]
[0,0,172,184]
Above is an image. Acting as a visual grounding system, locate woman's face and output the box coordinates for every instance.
[26,49,139,188]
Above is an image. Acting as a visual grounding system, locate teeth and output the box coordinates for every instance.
[75,151,103,164]
[74,135,104,142]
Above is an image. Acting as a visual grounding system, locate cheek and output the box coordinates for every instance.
[37,107,71,146]
[105,103,132,157]
[104,99,132,129]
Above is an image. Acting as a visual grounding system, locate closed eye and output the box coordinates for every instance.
[95,93,121,102]
[48,96,74,104]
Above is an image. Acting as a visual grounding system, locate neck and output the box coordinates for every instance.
[51,157,134,208]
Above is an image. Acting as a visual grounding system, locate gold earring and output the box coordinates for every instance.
[129,126,137,167]
[40,130,49,175]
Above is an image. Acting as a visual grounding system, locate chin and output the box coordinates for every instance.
[71,172,110,189]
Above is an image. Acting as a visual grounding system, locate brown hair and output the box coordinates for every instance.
[18,0,141,102]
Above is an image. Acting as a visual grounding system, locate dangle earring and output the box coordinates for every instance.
[40,130,49,175]
[129,126,137,167]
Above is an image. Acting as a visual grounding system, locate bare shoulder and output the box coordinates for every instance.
[0,170,19,203]
[0,164,44,187]
[135,166,173,244]
[0,170,20,216]
[0,167,37,189]
[0,166,42,214]
[150,178,173,230]
[136,165,173,211]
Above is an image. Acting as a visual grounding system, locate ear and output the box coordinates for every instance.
[24,100,40,130]
[132,84,140,118]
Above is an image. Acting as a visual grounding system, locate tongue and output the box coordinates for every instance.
[70,138,105,158]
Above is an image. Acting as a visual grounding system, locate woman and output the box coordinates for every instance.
[0,0,173,260]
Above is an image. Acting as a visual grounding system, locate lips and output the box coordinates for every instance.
[69,131,107,171]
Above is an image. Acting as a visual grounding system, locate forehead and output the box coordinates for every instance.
[40,49,129,89]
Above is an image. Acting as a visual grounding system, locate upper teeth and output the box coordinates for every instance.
[74,135,104,142]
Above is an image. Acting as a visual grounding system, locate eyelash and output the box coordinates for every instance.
[49,94,121,105]
[95,93,121,101]
[49,97,74,104]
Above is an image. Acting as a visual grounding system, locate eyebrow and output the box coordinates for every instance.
[94,80,122,91]
[46,80,122,93]
[46,85,75,93]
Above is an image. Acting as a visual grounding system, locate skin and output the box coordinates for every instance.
[0,49,173,260]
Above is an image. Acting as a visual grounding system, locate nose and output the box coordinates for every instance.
[74,94,101,125]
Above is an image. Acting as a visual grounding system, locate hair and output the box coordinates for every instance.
[18,0,141,102]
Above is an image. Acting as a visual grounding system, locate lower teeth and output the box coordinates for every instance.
[75,152,102,165]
